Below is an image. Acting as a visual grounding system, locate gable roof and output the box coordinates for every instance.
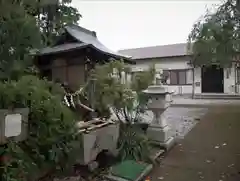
[118,43,191,60]
[65,25,131,59]
[35,24,132,61]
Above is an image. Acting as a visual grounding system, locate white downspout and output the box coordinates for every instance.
[192,67,195,99]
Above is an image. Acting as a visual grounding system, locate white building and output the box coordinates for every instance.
[119,43,240,95]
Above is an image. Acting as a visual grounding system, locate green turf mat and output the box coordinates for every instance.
[110,160,149,181]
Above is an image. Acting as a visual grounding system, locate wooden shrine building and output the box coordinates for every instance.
[34,24,133,91]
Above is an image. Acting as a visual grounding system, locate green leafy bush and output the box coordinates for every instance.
[83,60,155,123]
[81,61,155,162]
[117,124,150,162]
[0,75,79,181]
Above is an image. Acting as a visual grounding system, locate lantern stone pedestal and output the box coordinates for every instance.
[143,85,175,150]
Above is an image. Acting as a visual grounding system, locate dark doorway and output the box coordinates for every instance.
[201,65,224,93]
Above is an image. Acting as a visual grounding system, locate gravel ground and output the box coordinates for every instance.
[142,107,208,140]
[165,107,208,139]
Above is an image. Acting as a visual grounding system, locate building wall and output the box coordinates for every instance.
[224,67,236,94]
[51,58,68,82]
[51,57,86,90]
[67,64,85,89]
[130,56,194,95]
[49,56,238,94]
[193,67,201,94]
[130,56,192,71]
[130,56,237,94]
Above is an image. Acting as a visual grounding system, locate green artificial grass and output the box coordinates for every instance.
[110,160,149,181]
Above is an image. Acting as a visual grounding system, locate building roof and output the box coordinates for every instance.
[65,25,131,59]
[35,24,132,61]
[118,43,191,60]
[37,42,89,56]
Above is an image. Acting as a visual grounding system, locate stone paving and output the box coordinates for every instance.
[148,105,240,181]
[172,96,240,107]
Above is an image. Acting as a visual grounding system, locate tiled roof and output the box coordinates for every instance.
[36,24,131,61]
[37,42,89,56]
[118,43,191,60]
[65,25,131,60]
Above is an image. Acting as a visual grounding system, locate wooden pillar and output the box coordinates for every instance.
[84,56,89,82]
[65,60,69,83]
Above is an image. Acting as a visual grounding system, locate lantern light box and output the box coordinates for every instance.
[0,108,29,145]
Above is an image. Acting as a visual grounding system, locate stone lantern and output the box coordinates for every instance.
[143,72,175,150]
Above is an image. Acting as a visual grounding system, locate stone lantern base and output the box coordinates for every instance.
[142,82,175,151]
[147,124,175,150]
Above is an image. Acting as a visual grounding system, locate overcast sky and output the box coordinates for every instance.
[72,0,221,51]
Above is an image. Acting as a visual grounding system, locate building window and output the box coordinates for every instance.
[237,67,240,84]
[164,69,193,85]
[169,71,178,84]
[178,70,186,84]
[186,69,193,84]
